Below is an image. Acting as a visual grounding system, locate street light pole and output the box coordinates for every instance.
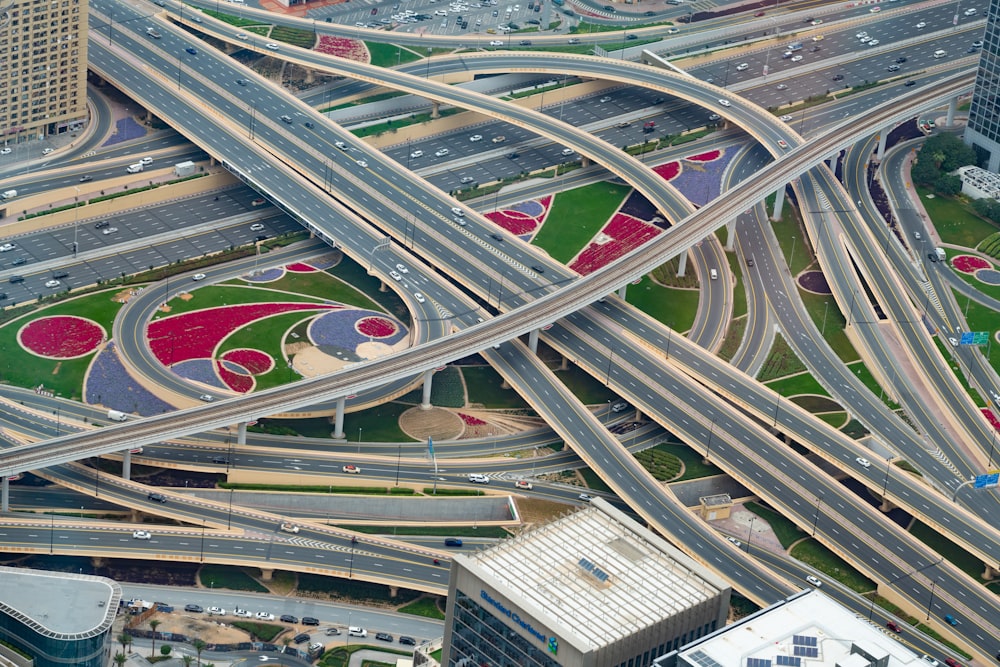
[745,516,756,553]
[926,578,940,621]
[358,427,362,454]
[395,444,401,487]
[811,496,823,536]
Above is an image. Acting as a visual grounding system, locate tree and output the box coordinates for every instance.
[149,619,161,657]
[182,655,195,666]
[935,174,963,196]
[160,644,172,657]
[113,653,127,667]
[192,638,207,667]
[116,632,132,655]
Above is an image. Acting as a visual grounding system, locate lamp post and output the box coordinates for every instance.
[94,455,100,497]
[704,419,715,461]
[745,516,756,553]
[73,186,80,258]
[395,444,401,487]
[227,487,234,529]
[200,522,206,561]
[358,427,363,454]
[926,577,940,621]
[811,496,823,536]
[881,456,893,499]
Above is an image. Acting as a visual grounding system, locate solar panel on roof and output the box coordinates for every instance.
[793,646,819,658]
[746,659,772,667]
[687,650,726,667]
[776,656,801,666]
[792,635,818,647]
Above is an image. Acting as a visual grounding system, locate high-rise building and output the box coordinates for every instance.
[440,499,731,667]
[0,566,121,667]
[964,0,1000,171]
[0,0,89,145]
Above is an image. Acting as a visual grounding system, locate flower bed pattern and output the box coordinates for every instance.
[315,35,369,63]
[217,360,254,393]
[310,253,340,270]
[952,255,991,273]
[172,359,229,389]
[148,303,337,366]
[357,316,399,338]
[569,213,661,275]
[671,148,736,207]
[242,268,284,283]
[458,413,487,426]
[221,349,274,375]
[285,263,317,273]
[485,195,552,237]
[977,269,1000,285]
[653,162,680,181]
[687,150,722,162]
[84,343,176,415]
[19,316,106,359]
[981,408,1000,432]
[308,309,408,351]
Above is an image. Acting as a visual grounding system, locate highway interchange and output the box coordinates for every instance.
[1,0,999,662]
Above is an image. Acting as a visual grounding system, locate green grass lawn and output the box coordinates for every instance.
[397,596,446,620]
[553,364,619,405]
[532,182,632,263]
[461,366,531,409]
[765,372,831,398]
[756,333,807,382]
[909,520,986,580]
[744,501,805,549]
[916,186,997,248]
[958,295,1000,371]
[798,290,859,363]
[789,538,875,593]
[657,442,723,480]
[366,42,424,68]
[624,275,699,333]
[198,565,268,592]
[342,402,416,442]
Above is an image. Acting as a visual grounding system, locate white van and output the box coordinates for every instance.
[348,627,368,637]
[933,49,946,58]
[107,409,128,422]
[468,473,490,484]
[126,163,144,173]
[710,268,718,280]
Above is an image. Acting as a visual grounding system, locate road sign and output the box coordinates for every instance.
[974,472,999,489]
[959,331,989,345]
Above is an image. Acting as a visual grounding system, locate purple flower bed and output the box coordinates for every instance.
[977,269,1000,285]
[84,343,176,415]
[309,254,340,270]
[797,270,832,294]
[619,190,663,226]
[171,359,229,389]
[671,147,739,207]
[102,117,147,147]
[510,200,545,218]
[308,309,408,350]
[242,268,284,282]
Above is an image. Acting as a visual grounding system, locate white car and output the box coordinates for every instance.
[856,31,868,38]
[0,243,15,252]
[236,33,249,39]
[395,263,409,273]
[265,42,280,50]
[207,607,226,616]
[599,96,612,103]
[776,83,788,90]
[855,457,871,468]
[811,18,822,25]
[199,393,215,402]
[0,148,10,155]
[806,575,823,587]
[451,207,465,217]
[460,176,475,183]
[859,35,872,42]
[578,493,594,502]
[868,39,880,46]
[389,270,403,281]
[561,148,574,155]
[964,7,976,15]
[735,62,749,71]
[435,148,450,157]
[790,55,803,62]
[234,608,253,618]
[342,464,362,474]
[255,612,275,621]
[489,40,503,46]
[192,273,207,281]
[132,530,152,540]
[45,280,61,288]
[42,148,54,155]
[718,98,731,107]
[355,159,368,168]
[726,536,741,547]
[779,114,793,121]
[469,134,483,142]
[102,227,118,235]
[250,223,265,232]
[410,150,423,158]
[777,140,789,149]
[916,21,926,28]
[948,337,959,346]
[453,217,467,226]
[414,292,426,303]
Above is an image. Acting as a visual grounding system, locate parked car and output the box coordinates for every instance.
[280,614,299,623]
[256,612,275,621]
[185,604,204,613]
[302,617,320,626]
[234,608,252,618]
[207,607,225,616]
[294,633,310,644]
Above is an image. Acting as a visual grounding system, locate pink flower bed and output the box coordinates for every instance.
[221,349,274,375]
[216,360,254,393]
[570,214,661,275]
[458,413,487,426]
[686,150,721,162]
[315,35,369,63]
[19,316,106,358]
[952,255,991,274]
[356,316,399,338]
[653,161,680,180]
[486,210,539,235]
[285,263,317,273]
[148,303,337,366]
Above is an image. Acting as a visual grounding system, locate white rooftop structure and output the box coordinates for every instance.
[0,566,120,638]
[460,498,729,651]
[957,164,1000,199]
[672,590,928,667]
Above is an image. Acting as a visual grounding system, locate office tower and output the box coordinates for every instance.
[964,0,1000,171]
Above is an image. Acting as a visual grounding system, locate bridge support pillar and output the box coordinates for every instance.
[983,563,999,580]
[122,450,132,481]
[430,102,440,119]
[946,96,957,127]
[528,328,540,354]
[560,355,569,371]
[676,250,688,277]
[1,476,7,512]
[333,396,347,439]
[259,568,273,581]
[617,285,627,300]
[827,153,837,170]
[725,219,736,250]
[770,184,787,221]
[237,422,247,446]
[879,497,895,513]
[389,586,398,598]
[421,369,434,409]
[581,157,592,168]
[876,129,888,162]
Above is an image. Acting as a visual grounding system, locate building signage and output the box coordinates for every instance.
[479,590,550,647]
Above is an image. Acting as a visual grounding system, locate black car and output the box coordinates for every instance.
[302,617,320,626]
[507,152,520,159]
[211,456,229,464]
[8,275,24,284]
[626,33,638,40]
[928,252,938,262]
[147,492,167,503]
[532,265,545,273]
[293,633,310,644]
[304,121,314,129]
[51,271,68,279]
[519,39,532,45]
[185,604,204,613]
[832,74,844,81]
[280,614,298,623]
[375,632,394,642]
[604,4,614,10]
[94,220,110,229]
[896,56,908,63]
[644,10,655,15]
[399,636,416,646]
[904,80,916,87]
[255,234,269,242]
[11,257,25,266]
[236,79,248,86]
[490,233,504,242]
[0,293,7,300]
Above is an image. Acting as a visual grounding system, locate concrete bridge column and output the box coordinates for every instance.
[430,102,440,119]
[617,285,627,300]
[237,422,247,446]
[876,130,888,162]
[560,355,569,371]
[770,184,787,221]
[528,328,540,354]
[983,563,999,580]
[333,396,346,439]
[827,153,837,170]
[725,219,736,250]
[946,97,957,127]
[421,369,434,409]
[879,497,896,513]
[379,280,388,292]
[260,568,273,581]
[1,476,7,512]
[676,250,688,277]
[122,450,132,481]
[389,586,398,598]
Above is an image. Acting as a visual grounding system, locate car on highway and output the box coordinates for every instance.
[726,536,741,547]
[42,147,52,155]
[185,47,197,55]
[236,33,249,40]
[790,55,803,62]
[599,96,612,103]
[234,608,252,618]
[916,21,926,28]
[399,636,416,646]
[45,280,61,288]
[490,233,504,242]
[434,148,450,157]
[948,337,959,346]
[469,473,490,484]
[469,134,483,142]
[395,263,409,274]
[561,148,575,155]
[964,7,976,14]
[887,64,900,71]
[414,292,426,303]
[355,159,368,168]
[102,227,118,235]
[325,626,341,635]
[735,62,749,71]
[897,56,908,63]
[855,457,871,468]
[920,656,938,666]
[185,604,204,613]
[265,42,280,50]
[944,660,962,667]
[776,83,787,90]
[868,39,880,46]
[256,612,275,621]
[192,273,206,281]
[280,523,300,533]
[832,74,844,81]
[0,243,15,252]
[810,18,822,24]
[779,114,793,121]
[812,34,823,41]
[207,607,225,616]
[199,394,214,402]
[515,480,533,490]
[376,632,394,642]
[79,175,93,182]
[389,270,402,281]
[805,575,822,587]
[492,135,506,143]
[132,530,152,540]
[280,614,298,623]
[489,39,504,46]
[0,148,10,155]
[973,40,984,47]
[342,464,361,474]
[568,37,580,44]
[250,223,265,232]
[11,257,25,266]
[578,493,594,502]
[460,176,475,183]
[777,140,789,149]
[410,150,423,158]
[531,265,545,273]
[717,98,731,107]
[148,492,167,503]
[708,113,721,121]
[444,538,463,547]
[886,621,902,633]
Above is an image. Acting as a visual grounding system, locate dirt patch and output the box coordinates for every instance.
[514,497,571,524]
[291,345,352,377]
[398,407,463,440]
[131,612,252,644]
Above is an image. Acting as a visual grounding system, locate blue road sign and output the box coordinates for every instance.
[960,332,975,345]
[974,472,999,489]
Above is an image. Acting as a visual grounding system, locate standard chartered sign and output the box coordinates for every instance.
[479,590,550,646]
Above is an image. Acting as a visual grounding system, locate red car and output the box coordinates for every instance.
[754,11,765,16]
[944,659,962,667]
[886,621,902,633]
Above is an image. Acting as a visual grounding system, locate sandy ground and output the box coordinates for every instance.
[130,611,252,644]
[399,406,464,440]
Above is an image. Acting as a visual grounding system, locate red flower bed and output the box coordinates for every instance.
[653,161,680,180]
[216,360,254,393]
[686,150,721,162]
[486,210,539,235]
[357,316,398,338]
[982,408,1000,431]
[952,255,991,274]
[19,316,106,358]
[285,263,317,273]
[315,35,369,63]
[570,214,661,275]
[458,413,487,426]
[221,349,274,375]
[148,303,336,366]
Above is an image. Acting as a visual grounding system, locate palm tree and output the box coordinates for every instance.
[113,653,127,667]
[191,638,207,667]
[182,655,194,667]
[149,619,161,657]
[116,632,132,656]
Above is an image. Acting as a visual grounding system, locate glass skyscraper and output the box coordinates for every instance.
[964,0,1000,171]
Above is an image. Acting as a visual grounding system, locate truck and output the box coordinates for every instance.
[0,189,16,200]
[107,409,128,422]
[126,163,143,173]
[173,160,195,177]
[145,27,162,38]
[935,247,946,261]
[127,599,153,614]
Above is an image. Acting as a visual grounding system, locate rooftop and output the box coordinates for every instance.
[461,499,729,651]
[0,566,121,638]
[674,590,926,667]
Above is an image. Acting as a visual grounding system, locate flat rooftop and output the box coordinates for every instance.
[462,499,728,650]
[675,590,925,667]
[0,566,120,638]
